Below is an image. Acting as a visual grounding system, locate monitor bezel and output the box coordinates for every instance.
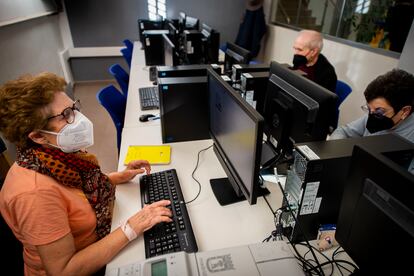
[207,67,264,205]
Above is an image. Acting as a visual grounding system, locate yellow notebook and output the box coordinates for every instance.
[124,145,171,165]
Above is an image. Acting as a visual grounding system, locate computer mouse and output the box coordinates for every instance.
[139,114,156,122]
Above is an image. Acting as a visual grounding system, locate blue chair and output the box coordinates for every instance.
[121,47,132,69]
[334,80,352,128]
[96,85,126,153]
[336,80,352,107]
[109,64,129,98]
[123,39,134,52]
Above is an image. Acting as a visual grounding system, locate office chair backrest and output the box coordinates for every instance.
[333,80,353,129]
[96,85,127,153]
[335,80,352,108]
[109,64,129,97]
[123,39,134,52]
[121,47,132,69]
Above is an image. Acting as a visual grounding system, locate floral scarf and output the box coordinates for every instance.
[16,146,115,239]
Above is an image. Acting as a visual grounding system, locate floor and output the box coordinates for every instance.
[73,81,119,174]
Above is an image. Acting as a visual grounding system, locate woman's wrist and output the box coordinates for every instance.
[120,220,137,241]
[108,172,121,185]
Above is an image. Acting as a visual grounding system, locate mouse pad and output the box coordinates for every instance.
[124,145,171,165]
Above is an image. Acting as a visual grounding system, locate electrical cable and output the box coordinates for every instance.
[332,247,354,275]
[277,181,325,276]
[306,260,358,275]
[185,144,213,204]
[296,242,334,276]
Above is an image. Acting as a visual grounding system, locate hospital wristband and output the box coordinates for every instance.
[120,220,137,241]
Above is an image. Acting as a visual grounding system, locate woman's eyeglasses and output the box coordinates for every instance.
[360,104,392,117]
[47,100,81,124]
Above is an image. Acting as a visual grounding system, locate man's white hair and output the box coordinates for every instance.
[298,30,323,52]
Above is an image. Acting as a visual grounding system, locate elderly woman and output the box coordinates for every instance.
[0,72,172,275]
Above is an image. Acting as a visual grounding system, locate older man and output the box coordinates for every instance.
[292,30,337,92]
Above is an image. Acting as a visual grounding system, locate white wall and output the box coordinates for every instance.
[0,14,65,161]
[0,15,64,83]
[260,25,399,125]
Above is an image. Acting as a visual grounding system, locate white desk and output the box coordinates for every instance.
[106,42,356,275]
[106,125,283,271]
[124,42,161,128]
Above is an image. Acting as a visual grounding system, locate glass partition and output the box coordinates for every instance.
[270,0,413,53]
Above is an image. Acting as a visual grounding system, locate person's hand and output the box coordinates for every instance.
[128,200,172,235]
[108,160,151,185]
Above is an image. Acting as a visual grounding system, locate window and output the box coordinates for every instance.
[148,0,166,21]
[355,0,370,14]
[270,0,412,54]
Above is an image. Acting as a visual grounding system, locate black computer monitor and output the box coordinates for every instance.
[263,61,338,156]
[336,145,414,274]
[224,42,251,73]
[201,23,220,64]
[208,68,266,206]
[185,16,199,30]
[162,34,177,66]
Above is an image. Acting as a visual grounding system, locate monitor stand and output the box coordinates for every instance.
[210,178,270,206]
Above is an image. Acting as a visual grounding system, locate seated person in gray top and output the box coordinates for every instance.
[330,69,414,143]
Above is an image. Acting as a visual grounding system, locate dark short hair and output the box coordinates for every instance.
[364,69,414,113]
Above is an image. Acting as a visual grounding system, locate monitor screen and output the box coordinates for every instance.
[208,68,264,205]
[336,145,414,274]
[224,42,251,73]
[263,61,338,155]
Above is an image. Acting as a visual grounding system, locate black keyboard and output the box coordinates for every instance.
[139,86,159,110]
[139,169,198,258]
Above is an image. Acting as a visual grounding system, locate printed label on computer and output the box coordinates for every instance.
[297,145,320,160]
[300,181,320,215]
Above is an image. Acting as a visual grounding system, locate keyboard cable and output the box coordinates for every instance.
[185,144,213,204]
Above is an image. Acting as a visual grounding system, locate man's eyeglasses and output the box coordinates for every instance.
[360,104,393,117]
[47,100,81,124]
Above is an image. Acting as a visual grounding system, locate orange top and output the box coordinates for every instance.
[0,163,97,275]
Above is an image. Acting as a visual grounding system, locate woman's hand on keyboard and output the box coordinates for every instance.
[108,160,151,185]
[129,200,173,235]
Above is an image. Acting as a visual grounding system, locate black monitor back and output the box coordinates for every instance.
[265,61,338,151]
[336,144,414,274]
[224,42,251,72]
[201,23,220,64]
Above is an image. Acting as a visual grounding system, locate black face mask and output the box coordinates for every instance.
[366,112,395,133]
[292,54,307,68]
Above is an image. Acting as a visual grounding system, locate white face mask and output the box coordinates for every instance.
[41,111,94,153]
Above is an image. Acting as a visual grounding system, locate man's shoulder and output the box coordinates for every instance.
[317,54,335,69]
